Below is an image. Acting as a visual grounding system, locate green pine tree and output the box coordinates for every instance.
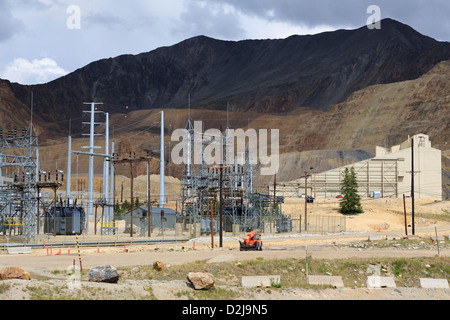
[339,167,363,215]
[135,197,140,208]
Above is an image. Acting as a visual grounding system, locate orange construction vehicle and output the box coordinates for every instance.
[239,231,263,251]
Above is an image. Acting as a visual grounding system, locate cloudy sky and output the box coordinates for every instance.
[1,0,449,85]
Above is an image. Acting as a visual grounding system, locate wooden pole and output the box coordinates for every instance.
[53,187,57,237]
[147,160,151,237]
[210,200,214,249]
[314,169,316,199]
[130,161,134,237]
[219,167,223,248]
[411,137,415,235]
[403,194,408,236]
[304,172,308,232]
[36,187,40,235]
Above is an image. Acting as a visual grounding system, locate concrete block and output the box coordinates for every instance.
[419,278,449,289]
[7,247,32,255]
[366,276,396,288]
[240,275,280,288]
[368,235,383,241]
[307,275,344,288]
[232,224,240,236]
[175,223,183,236]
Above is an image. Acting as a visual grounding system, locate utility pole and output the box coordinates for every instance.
[313,169,316,199]
[114,152,152,237]
[219,167,223,248]
[215,165,230,248]
[403,194,408,236]
[130,158,134,237]
[81,102,103,233]
[147,158,153,238]
[411,137,415,235]
[210,200,214,249]
[304,171,308,232]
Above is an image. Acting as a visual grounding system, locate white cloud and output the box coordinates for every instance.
[1,57,68,85]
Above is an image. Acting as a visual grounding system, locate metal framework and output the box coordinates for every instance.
[0,125,65,242]
[0,125,39,242]
[272,158,400,199]
[180,120,284,235]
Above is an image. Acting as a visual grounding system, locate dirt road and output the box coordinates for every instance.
[1,224,449,273]
[0,198,448,300]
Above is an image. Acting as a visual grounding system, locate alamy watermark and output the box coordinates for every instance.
[171,121,279,176]
[66,264,82,290]
[67,5,81,30]
[367,5,381,30]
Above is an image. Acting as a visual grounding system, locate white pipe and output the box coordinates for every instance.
[66,136,72,202]
[160,111,165,208]
[109,141,115,223]
[103,113,109,219]
[87,102,95,232]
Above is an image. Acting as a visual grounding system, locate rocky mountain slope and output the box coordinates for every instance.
[0,19,449,198]
[31,59,449,198]
[1,18,450,137]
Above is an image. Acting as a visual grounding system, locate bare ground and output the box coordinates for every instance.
[0,197,449,301]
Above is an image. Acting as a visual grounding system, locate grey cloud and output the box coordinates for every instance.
[174,1,246,40]
[210,0,450,41]
[0,1,25,42]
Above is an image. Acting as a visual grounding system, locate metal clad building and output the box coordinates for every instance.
[274,134,442,200]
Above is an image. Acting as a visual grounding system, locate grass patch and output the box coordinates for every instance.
[0,283,11,294]
[118,256,450,290]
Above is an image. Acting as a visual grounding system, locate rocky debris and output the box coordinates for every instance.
[153,261,166,271]
[187,272,215,290]
[0,267,32,280]
[131,267,140,275]
[88,265,120,283]
[124,224,138,234]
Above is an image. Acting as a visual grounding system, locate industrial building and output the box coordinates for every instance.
[124,206,179,235]
[273,134,442,201]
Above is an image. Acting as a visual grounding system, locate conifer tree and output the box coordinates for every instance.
[339,167,363,215]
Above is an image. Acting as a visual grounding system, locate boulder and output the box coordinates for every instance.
[88,265,120,283]
[124,224,138,234]
[0,267,32,280]
[187,272,215,290]
[154,261,165,271]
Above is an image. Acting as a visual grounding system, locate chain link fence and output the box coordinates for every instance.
[1,214,346,246]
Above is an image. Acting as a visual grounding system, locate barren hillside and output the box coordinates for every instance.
[31,60,450,199]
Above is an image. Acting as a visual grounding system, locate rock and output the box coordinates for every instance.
[88,265,120,283]
[124,224,138,234]
[187,272,215,290]
[0,267,32,280]
[131,267,140,275]
[154,261,165,271]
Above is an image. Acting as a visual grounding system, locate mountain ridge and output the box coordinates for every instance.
[1,18,449,137]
